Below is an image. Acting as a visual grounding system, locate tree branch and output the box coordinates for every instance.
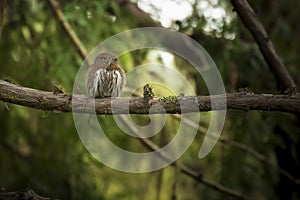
[48,0,88,60]
[118,116,248,200]
[231,0,296,90]
[0,0,6,39]
[0,80,299,114]
[0,189,49,200]
[173,114,300,185]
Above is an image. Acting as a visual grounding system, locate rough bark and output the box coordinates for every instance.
[0,80,299,114]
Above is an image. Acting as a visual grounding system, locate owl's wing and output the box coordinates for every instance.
[111,70,124,97]
[87,68,100,97]
[86,69,94,97]
[120,68,126,91]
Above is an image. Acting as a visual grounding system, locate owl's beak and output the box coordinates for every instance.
[110,57,118,66]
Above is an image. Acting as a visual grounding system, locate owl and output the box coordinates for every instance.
[87,53,125,98]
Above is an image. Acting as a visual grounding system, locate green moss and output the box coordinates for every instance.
[158,93,185,103]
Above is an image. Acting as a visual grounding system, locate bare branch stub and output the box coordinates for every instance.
[143,84,154,100]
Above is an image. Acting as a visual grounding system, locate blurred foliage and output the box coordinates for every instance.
[0,0,299,200]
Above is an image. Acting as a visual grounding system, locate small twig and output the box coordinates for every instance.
[231,0,296,91]
[221,137,300,185]
[143,84,155,100]
[48,0,88,60]
[172,114,300,185]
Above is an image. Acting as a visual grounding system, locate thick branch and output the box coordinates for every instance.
[0,80,300,114]
[231,0,296,90]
